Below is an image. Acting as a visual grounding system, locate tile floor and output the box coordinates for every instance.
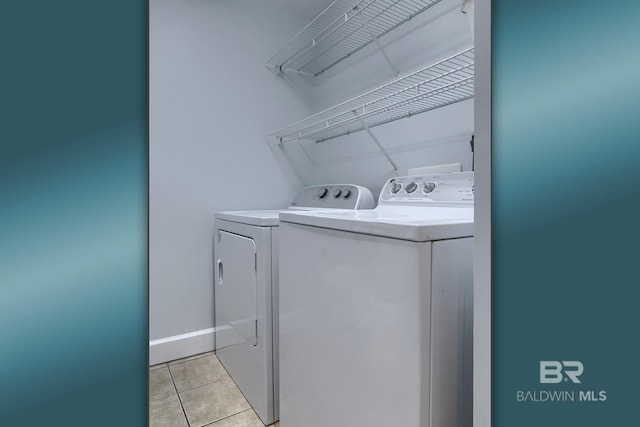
[150,352,279,427]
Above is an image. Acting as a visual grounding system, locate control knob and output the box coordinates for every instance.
[318,187,329,198]
[423,182,436,194]
[390,182,402,194]
[405,182,418,194]
[342,188,352,199]
[332,188,342,198]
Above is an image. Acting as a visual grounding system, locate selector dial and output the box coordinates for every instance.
[332,188,342,198]
[342,188,352,198]
[405,182,418,194]
[318,187,329,198]
[390,182,402,194]
[423,182,436,194]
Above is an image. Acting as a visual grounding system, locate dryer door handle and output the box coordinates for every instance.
[217,259,223,285]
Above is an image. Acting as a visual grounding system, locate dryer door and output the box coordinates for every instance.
[216,230,258,347]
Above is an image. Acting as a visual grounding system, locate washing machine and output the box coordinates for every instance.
[214,184,374,425]
[278,172,474,427]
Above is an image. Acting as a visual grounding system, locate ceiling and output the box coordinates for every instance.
[266,0,336,20]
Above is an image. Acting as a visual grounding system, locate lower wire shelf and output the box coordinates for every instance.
[270,47,474,144]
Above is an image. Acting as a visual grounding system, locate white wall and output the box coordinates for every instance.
[289,0,475,196]
[149,0,315,362]
[150,0,475,363]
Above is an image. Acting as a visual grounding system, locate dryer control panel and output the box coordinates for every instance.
[380,172,474,206]
[289,184,375,210]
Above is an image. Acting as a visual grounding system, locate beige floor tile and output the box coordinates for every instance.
[205,409,264,427]
[150,366,176,401]
[180,377,251,427]
[150,362,168,371]
[170,353,230,392]
[149,393,188,427]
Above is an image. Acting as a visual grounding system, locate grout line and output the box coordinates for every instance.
[148,366,177,402]
[172,375,234,396]
[166,353,255,426]
[200,409,256,427]
[149,362,168,371]
[168,351,215,367]
[168,364,192,427]
[169,355,234,394]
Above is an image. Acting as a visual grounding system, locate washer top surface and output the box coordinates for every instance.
[279,206,473,241]
[215,184,375,227]
[279,172,474,242]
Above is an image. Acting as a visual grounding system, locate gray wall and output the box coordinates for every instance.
[473,0,490,425]
[150,0,314,346]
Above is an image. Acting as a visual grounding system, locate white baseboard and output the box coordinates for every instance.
[149,327,215,365]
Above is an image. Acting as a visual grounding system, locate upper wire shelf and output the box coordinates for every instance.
[271,47,474,144]
[266,0,444,77]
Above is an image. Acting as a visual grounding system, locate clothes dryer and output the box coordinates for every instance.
[214,184,374,425]
[278,172,474,427]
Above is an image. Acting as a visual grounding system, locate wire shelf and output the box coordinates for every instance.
[271,48,474,144]
[266,0,444,77]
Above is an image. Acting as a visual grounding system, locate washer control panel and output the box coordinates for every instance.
[289,184,375,209]
[379,172,474,205]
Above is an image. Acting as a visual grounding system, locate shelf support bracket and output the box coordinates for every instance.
[352,111,398,175]
[269,137,308,187]
[355,12,399,77]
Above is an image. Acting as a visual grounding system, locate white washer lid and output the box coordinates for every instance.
[215,210,281,227]
[279,206,474,242]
